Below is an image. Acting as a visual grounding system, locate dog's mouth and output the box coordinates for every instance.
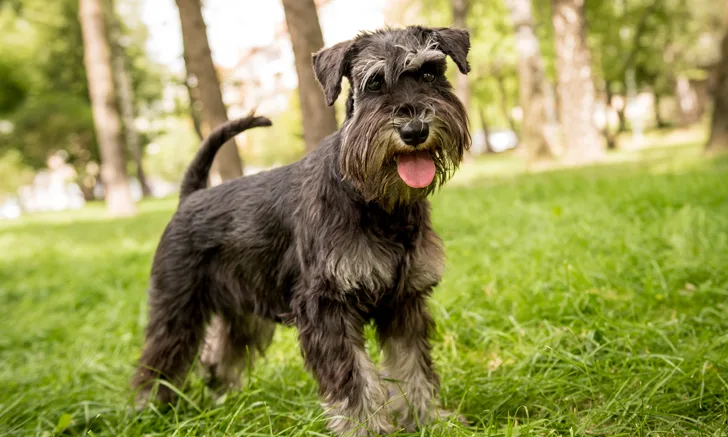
[396,150,435,188]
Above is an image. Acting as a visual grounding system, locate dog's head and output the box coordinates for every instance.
[312,26,471,208]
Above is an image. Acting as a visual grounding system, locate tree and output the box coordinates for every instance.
[281,0,337,152]
[451,0,470,112]
[107,0,151,196]
[588,0,721,137]
[551,0,604,164]
[0,0,99,190]
[506,0,556,160]
[79,0,136,216]
[707,27,728,152]
[176,0,242,183]
[2,0,163,199]
[477,106,494,153]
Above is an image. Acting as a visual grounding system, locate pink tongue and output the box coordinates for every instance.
[397,151,436,188]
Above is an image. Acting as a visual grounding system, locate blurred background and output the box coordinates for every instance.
[0,0,725,218]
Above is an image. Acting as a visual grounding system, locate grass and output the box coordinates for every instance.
[1,142,728,436]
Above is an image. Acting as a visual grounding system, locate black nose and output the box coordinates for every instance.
[397,120,430,146]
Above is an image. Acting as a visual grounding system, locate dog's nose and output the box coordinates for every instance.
[397,120,429,146]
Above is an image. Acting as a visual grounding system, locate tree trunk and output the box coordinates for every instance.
[176,0,242,184]
[506,0,556,160]
[451,0,470,112]
[182,76,204,141]
[551,0,604,164]
[616,106,627,132]
[653,92,667,128]
[707,29,728,152]
[602,81,618,150]
[107,0,151,197]
[494,72,519,136]
[79,0,136,216]
[282,0,337,152]
[674,75,699,126]
[478,106,493,153]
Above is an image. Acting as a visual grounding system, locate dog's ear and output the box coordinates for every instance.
[432,27,471,75]
[312,40,355,106]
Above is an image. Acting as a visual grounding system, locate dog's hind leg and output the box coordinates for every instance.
[131,279,208,408]
[200,313,275,393]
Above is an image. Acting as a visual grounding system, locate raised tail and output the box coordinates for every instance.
[179,113,272,202]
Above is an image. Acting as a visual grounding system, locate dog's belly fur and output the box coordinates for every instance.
[152,133,444,326]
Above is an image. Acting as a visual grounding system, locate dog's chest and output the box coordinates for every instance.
[324,229,444,295]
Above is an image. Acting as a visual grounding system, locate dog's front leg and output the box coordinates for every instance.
[376,294,452,431]
[295,295,394,436]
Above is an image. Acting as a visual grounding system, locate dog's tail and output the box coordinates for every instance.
[179,113,272,202]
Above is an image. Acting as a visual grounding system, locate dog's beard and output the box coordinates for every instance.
[340,105,470,209]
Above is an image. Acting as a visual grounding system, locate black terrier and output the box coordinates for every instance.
[133,25,471,436]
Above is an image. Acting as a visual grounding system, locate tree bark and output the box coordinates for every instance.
[79,0,136,216]
[478,106,493,154]
[107,0,151,197]
[616,106,627,132]
[653,92,667,128]
[281,0,337,152]
[551,0,604,164]
[602,81,618,150]
[674,75,699,126]
[707,29,728,152]
[494,71,518,136]
[176,0,242,183]
[182,76,204,141]
[506,0,556,160]
[451,0,470,112]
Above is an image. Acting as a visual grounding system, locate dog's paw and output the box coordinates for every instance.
[132,383,177,412]
[430,408,469,427]
[133,390,151,412]
[325,391,396,436]
[327,413,396,437]
[388,403,469,432]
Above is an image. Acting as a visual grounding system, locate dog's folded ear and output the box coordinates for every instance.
[312,40,355,106]
[431,27,471,75]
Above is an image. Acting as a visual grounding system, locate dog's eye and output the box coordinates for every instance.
[422,72,436,83]
[367,77,382,92]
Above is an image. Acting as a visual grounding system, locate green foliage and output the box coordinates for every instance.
[0,0,97,189]
[0,0,165,186]
[243,91,307,167]
[112,0,165,108]
[403,0,720,130]
[588,0,722,95]
[0,149,34,195]
[1,93,98,170]
[407,0,522,128]
[0,54,28,115]
[1,143,727,435]
[142,118,199,183]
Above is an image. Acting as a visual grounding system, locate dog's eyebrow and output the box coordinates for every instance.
[356,57,386,91]
[402,49,446,72]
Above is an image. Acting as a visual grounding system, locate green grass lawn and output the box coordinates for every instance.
[2,144,728,436]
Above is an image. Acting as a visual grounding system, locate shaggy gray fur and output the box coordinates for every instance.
[132,25,471,436]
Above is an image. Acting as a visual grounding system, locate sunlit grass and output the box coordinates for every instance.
[1,141,727,436]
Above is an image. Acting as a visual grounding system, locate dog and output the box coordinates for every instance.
[132,25,471,436]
